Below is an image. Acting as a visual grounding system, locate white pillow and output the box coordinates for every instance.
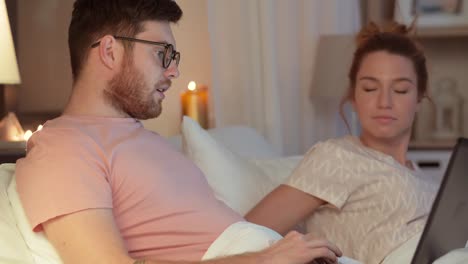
[7,175,62,264]
[181,116,301,215]
[168,125,281,159]
[251,156,303,186]
[0,163,35,264]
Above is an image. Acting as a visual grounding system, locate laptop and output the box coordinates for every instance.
[411,138,468,264]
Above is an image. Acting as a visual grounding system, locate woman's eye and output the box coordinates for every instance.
[395,90,408,94]
[363,87,377,92]
[394,88,409,94]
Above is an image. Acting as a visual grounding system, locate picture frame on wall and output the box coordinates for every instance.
[394,0,468,36]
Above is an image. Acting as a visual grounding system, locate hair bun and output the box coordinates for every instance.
[356,22,380,46]
[387,21,416,35]
[356,21,416,47]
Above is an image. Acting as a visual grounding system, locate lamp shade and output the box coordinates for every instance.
[310,35,355,98]
[0,0,20,84]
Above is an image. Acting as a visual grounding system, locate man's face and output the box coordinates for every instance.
[105,21,179,120]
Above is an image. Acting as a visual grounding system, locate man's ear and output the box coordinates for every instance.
[97,35,123,70]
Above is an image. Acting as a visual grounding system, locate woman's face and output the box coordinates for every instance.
[353,51,420,142]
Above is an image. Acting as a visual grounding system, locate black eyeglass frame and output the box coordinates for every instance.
[91,35,180,69]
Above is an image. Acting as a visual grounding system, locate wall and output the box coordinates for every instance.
[17,0,73,113]
[15,0,212,137]
[414,36,468,142]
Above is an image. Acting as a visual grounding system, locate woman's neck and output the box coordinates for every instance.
[359,132,411,167]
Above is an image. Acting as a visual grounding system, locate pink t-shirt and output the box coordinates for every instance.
[16,115,242,261]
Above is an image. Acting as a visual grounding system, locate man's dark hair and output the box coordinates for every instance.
[68,0,182,82]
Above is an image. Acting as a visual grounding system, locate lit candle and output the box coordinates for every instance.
[23,130,33,141]
[180,81,210,129]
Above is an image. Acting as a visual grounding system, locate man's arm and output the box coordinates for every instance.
[43,209,340,264]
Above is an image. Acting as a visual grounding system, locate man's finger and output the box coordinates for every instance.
[305,239,343,257]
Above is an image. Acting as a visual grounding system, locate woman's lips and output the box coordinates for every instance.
[373,115,396,124]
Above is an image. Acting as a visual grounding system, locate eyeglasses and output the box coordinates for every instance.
[91,35,180,69]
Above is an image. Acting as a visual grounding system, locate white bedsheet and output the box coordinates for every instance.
[202,221,361,264]
[202,221,281,259]
[203,223,468,264]
[382,233,421,264]
[383,232,468,264]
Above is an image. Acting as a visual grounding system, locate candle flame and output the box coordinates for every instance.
[24,130,33,141]
[188,81,197,91]
[21,124,43,141]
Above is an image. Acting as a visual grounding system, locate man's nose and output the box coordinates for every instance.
[164,61,180,79]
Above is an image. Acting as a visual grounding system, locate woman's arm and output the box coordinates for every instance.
[245,184,325,235]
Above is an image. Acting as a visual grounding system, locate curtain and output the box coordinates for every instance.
[207,0,361,155]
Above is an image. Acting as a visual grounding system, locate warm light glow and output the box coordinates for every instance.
[188,81,197,91]
[23,130,33,141]
[0,113,45,142]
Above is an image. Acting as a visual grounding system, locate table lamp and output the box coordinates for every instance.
[0,0,23,142]
[0,0,20,85]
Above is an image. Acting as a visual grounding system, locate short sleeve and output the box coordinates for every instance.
[15,128,112,232]
[285,141,361,209]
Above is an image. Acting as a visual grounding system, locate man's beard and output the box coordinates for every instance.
[104,56,168,120]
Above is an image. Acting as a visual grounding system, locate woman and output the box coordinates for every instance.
[246,22,439,264]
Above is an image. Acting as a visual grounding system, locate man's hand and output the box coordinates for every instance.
[259,231,342,264]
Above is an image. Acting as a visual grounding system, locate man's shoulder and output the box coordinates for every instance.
[27,115,136,149]
[28,123,95,152]
[22,118,110,167]
[16,120,110,185]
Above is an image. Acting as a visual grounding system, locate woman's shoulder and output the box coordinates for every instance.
[299,136,377,169]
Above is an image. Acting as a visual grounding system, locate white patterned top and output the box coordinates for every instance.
[285,136,438,264]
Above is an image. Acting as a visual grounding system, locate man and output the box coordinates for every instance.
[16,1,341,263]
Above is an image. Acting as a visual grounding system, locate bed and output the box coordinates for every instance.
[0,117,466,264]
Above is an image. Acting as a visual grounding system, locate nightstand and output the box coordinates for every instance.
[0,141,26,163]
[408,143,454,183]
